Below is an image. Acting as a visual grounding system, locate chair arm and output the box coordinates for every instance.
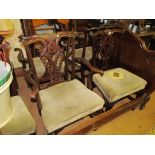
[75,57,104,75]
[24,69,39,101]
[14,48,28,69]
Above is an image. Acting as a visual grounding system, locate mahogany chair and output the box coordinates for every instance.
[77,25,123,84]
[19,33,106,134]
[16,32,80,87]
[85,29,155,111]
[16,30,155,135]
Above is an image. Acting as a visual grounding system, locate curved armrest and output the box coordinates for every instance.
[24,69,39,101]
[75,57,104,76]
[30,89,38,101]
[14,48,28,69]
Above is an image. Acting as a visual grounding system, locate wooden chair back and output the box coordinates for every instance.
[117,30,155,93]
[20,32,77,89]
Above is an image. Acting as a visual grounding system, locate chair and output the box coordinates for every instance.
[86,29,155,111]
[64,31,93,82]
[20,33,105,134]
[0,95,36,135]
[77,25,123,84]
[0,64,36,135]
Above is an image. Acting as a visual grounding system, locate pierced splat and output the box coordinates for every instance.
[89,28,121,69]
[21,32,76,86]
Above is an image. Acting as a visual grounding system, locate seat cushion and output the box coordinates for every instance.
[40,79,104,133]
[1,96,36,135]
[93,68,147,103]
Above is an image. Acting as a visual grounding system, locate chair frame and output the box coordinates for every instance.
[19,32,103,117]
[84,28,155,110]
[18,29,155,135]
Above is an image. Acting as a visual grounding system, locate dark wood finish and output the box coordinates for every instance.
[87,26,123,69]
[77,26,123,84]
[14,67,24,77]
[18,32,78,87]
[118,30,155,94]
[20,19,34,37]
[19,25,155,135]
[19,31,107,133]
[87,27,155,91]
[84,28,155,110]
[0,37,18,96]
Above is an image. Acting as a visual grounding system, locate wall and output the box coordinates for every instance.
[6,19,27,68]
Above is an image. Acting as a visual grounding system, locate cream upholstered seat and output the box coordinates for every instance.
[1,96,36,135]
[40,79,104,133]
[93,68,147,103]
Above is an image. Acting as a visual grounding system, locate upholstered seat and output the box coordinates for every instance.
[93,68,147,102]
[40,79,104,133]
[1,96,36,135]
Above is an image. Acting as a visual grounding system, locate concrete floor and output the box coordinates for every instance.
[17,76,155,135]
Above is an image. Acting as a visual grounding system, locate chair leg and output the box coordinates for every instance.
[139,93,150,110]
[36,94,42,115]
[81,65,85,83]
[87,73,93,90]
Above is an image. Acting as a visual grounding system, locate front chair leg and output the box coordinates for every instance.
[81,64,85,83]
[139,93,150,110]
[87,73,93,90]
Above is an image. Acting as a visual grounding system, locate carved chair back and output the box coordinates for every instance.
[86,26,123,69]
[83,26,155,94]
[21,32,77,90]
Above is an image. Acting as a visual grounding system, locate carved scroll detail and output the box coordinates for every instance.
[21,32,76,85]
